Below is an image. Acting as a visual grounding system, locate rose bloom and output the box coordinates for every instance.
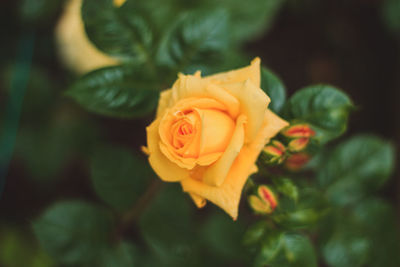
[55,0,124,74]
[146,58,288,219]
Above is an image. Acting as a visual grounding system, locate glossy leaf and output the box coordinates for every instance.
[82,0,152,59]
[273,178,298,203]
[91,146,152,211]
[139,185,199,266]
[98,242,138,267]
[157,8,229,72]
[202,0,285,42]
[33,201,113,265]
[200,211,247,261]
[318,135,395,206]
[271,233,317,267]
[66,65,158,118]
[284,85,353,144]
[261,67,286,113]
[254,231,283,267]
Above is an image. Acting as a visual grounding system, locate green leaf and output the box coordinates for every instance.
[243,221,270,246]
[66,65,158,118]
[318,135,395,206]
[200,210,247,261]
[202,0,285,43]
[272,187,324,230]
[98,242,138,267]
[254,232,317,267]
[273,178,298,203]
[157,8,230,72]
[139,185,199,266]
[91,146,152,211]
[254,231,282,267]
[322,229,369,267]
[284,85,353,144]
[318,198,400,267]
[82,0,152,59]
[353,199,400,267]
[261,67,287,114]
[382,0,400,36]
[271,233,317,267]
[33,201,113,265]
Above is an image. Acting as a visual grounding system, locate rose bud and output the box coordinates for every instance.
[248,185,277,214]
[145,58,288,219]
[288,137,309,152]
[281,124,316,139]
[263,140,286,164]
[285,153,311,171]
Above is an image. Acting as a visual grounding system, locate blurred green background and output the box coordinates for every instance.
[0,0,399,266]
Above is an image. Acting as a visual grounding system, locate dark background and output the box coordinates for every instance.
[0,0,399,264]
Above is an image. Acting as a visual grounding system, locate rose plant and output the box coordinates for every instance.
[28,0,400,266]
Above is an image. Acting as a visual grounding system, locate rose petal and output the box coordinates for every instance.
[171,74,209,102]
[196,152,224,166]
[156,89,173,117]
[202,115,246,187]
[205,83,240,118]
[204,57,261,87]
[189,193,206,208]
[223,80,270,143]
[197,108,235,155]
[181,109,288,219]
[147,119,191,182]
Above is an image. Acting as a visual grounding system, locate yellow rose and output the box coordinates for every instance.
[55,0,125,74]
[146,58,288,219]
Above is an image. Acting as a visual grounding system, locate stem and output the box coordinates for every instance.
[112,179,163,242]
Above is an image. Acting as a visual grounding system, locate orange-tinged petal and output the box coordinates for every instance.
[205,83,240,118]
[197,109,235,155]
[147,119,191,182]
[181,110,288,219]
[223,80,270,142]
[205,57,261,87]
[196,152,223,166]
[159,142,197,169]
[202,115,246,187]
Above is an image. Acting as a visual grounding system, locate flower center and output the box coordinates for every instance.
[171,112,197,149]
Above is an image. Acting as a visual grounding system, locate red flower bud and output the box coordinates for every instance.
[258,185,277,210]
[263,140,286,164]
[285,153,311,171]
[282,124,315,138]
[264,140,285,157]
[288,138,309,152]
[248,185,278,214]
